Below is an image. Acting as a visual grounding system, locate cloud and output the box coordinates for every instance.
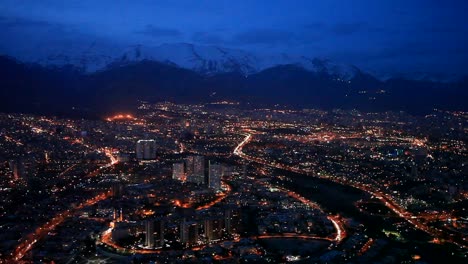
[136,24,182,37]
[0,15,82,41]
[231,29,297,45]
[0,15,55,28]
[330,41,440,62]
[191,31,224,44]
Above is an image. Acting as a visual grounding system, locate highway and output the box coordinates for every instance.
[237,133,346,243]
[10,191,111,261]
[196,181,232,210]
[9,155,117,261]
[255,233,334,242]
[256,181,346,242]
[233,132,467,249]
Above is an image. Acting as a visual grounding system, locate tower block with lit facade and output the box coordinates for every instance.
[208,161,222,191]
[145,219,155,248]
[185,155,205,184]
[136,139,157,161]
[172,162,185,181]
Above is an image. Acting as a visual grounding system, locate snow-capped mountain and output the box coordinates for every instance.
[297,57,361,80]
[115,43,259,75]
[14,40,122,72]
[5,42,360,80]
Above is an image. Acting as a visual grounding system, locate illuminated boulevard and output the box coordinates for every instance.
[9,130,122,261]
[251,178,346,243]
[233,132,468,249]
[98,176,345,255]
[235,133,346,243]
[8,157,117,262]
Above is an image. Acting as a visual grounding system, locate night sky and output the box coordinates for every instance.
[1,0,467,77]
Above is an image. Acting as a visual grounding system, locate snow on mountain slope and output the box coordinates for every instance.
[6,40,121,72]
[4,42,360,80]
[296,57,360,80]
[241,52,360,80]
[116,43,259,75]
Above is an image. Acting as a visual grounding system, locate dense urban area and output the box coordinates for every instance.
[0,101,466,263]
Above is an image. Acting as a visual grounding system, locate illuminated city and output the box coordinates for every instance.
[0,102,466,263]
[0,1,467,263]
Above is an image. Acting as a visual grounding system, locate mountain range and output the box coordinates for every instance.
[13,42,360,80]
[0,43,466,117]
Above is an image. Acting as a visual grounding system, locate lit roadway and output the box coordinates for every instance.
[98,175,342,255]
[233,133,467,249]
[103,147,119,166]
[99,228,212,255]
[9,190,112,261]
[284,189,346,242]
[98,182,233,253]
[9,157,118,262]
[196,182,232,210]
[254,180,345,242]
[255,233,334,242]
[3,118,122,261]
[171,181,232,210]
[236,133,345,243]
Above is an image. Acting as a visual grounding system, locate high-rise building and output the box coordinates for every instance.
[203,217,224,242]
[193,156,204,177]
[222,165,233,177]
[208,161,222,191]
[411,163,419,178]
[156,220,165,247]
[136,140,157,160]
[187,222,198,246]
[185,156,195,176]
[145,220,154,248]
[180,219,188,244]
[172,162,185,181]
[9,159,24,180]
[212,218,224,240]
[223,208,241,234]
[111,182,123,197]
[225,209,232,234]
[119,208,123,222]
[186,156,205,184]
[44,152,50,163]
[204,219,213,242]
[180,220,198,246]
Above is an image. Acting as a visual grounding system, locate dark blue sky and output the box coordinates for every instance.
[1,0,467,77]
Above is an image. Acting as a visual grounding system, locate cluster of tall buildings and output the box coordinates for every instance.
[144,219,165,248]
[144,208,241,248]
[172,155,225,191]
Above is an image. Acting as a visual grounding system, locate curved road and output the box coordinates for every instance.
[233,132,467,249]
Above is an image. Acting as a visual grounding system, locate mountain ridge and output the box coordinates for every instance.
[1,42,371,81]
[3,41,465,83]
[0,55,466,117]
